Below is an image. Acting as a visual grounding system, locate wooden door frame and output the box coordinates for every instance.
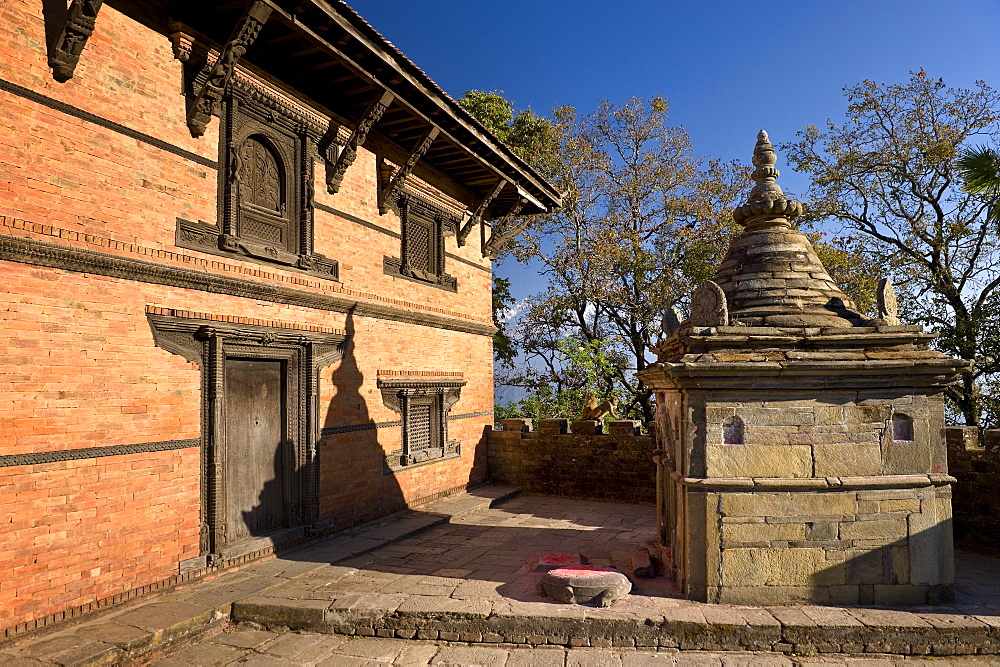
[147,314,347,563]
[217,345,299,553]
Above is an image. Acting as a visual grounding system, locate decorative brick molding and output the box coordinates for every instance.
[488,418,656,504]
[0,228,496,337]
[0,439,199,468]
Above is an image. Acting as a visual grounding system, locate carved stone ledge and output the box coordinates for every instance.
[176,218,339,281]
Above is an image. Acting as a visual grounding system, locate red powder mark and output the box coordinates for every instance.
[936,465,943,470]
[538,554,580,566]
[550,566,617,578]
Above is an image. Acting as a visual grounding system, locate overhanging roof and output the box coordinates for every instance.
[171,0,562,217]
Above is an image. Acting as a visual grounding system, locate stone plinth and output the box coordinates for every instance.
[539,566,632,607]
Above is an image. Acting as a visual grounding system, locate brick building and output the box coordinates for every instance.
[0,0,560,638]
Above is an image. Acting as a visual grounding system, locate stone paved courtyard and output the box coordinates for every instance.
[5,489,1000,664]
[150,632,1000,665]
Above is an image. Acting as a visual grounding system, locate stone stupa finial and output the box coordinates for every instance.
[733,130,805,230]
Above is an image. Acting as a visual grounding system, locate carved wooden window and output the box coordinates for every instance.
[405,395,441,461]
[378,375,465,471]
[383,193,457,292]
[174,89,339,280]
[238,135,292,249]
[405,216,436,280]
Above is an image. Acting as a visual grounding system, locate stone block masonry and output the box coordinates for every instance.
[638,131,967,605]
[487,419,656,504]
[947,426,1000,555]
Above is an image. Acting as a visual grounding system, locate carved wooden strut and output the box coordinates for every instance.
[49,0,104,82]
[187,2,273,138]
[457,180,506,247]
[327,90,394,194]
[378,127,439,214]
[482,199,532,259]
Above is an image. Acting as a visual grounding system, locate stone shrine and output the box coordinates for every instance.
[638,131,969,605]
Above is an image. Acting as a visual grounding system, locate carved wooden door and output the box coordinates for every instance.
[225,358,287,542]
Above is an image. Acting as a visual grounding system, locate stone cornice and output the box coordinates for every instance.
[674,472,957,491]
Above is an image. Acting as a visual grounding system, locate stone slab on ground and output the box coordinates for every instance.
[147,633,1000,666]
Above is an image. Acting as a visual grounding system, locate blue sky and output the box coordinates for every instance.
[350,0,1000,300]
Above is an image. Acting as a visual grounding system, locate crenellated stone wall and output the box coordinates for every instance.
[487,418,656,504]
[946,426,1000,555]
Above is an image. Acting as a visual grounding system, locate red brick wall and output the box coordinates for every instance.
[0,0,496,637]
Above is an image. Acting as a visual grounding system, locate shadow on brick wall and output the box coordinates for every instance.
[318,310,406,531]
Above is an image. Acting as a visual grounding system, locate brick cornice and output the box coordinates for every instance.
[0,232,497,337]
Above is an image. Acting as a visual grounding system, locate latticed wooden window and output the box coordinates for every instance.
[408,401,433,452]
[405,218,433,275]
[403,395,443,464]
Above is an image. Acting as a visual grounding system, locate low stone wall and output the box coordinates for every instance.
[946,427,1000,555]
[487,418,656,504]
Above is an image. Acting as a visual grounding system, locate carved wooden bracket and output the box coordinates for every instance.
[326,90,394,194]
[378,127,440,215]
[457,180,505,248]
[48,0,105,82]
[482,199,529,259]
[187,2,273,138]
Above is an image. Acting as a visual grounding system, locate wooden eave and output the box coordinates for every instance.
[169,0,562,218]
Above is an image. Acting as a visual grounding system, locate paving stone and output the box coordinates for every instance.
[506,646,566,666]
[111,601,211,632]
[394,643,441,665]
[566,648,623,666]
[332,637,408,661]
[210,628,279,648]
[65,622,149,650]
[262,632,332,659]
[150,642,242,666]
[429,646,509,665]
[621,650,677,664]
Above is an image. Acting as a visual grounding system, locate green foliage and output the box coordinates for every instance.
[958,145,1000,222]
[495,337,632,422]
[492,275,517,369]
[784,70,1000,425]
[458,90,562,176]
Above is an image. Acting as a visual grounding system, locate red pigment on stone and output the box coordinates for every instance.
[538,554,580,566]
[549,566,617,578]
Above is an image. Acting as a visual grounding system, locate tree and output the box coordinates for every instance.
[496,96,748,422]
[957,145,1000,222]
[783,70,1000,426]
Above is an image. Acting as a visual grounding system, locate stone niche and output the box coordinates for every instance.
[638,131,969,605]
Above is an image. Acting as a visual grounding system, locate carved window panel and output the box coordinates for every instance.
[383,192,458,292]
[238,135,292,247]
[174,87,339,281]
[378,374,465,471]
